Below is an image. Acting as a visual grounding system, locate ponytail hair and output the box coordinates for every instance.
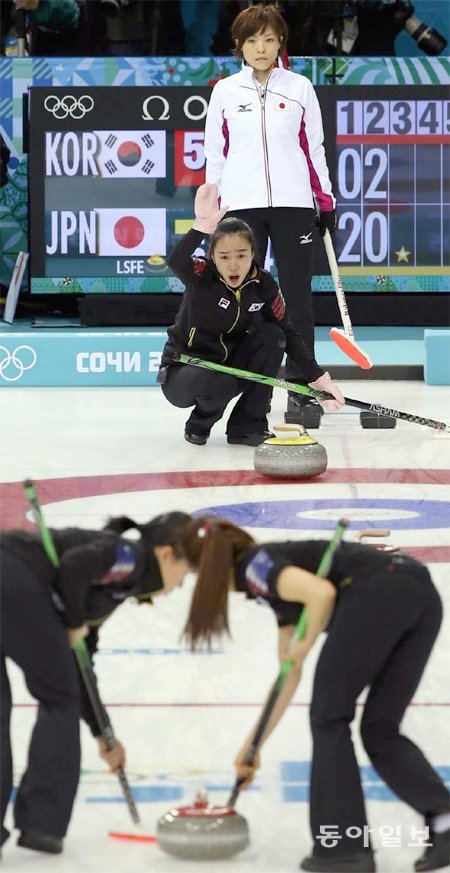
[104,511,191,558]
[182,515,255,649]
[103,515,137,535]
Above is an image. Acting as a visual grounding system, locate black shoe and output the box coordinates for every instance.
[184,429,209,446]
[300,853,375,872]
[227,431,274,447]
[17,831,63,854]
[415,829,450,871]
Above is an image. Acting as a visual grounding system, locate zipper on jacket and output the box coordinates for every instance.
[219,334,228,363]
[218,275,260,363]
[187,327,196,347]
[218,288,240,363]
[256,78,273,207]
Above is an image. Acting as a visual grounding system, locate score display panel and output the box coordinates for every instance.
[29,86,211,294]
[320,85,449,287]
[29,84,449,296]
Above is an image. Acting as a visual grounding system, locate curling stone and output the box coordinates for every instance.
[254,424,327,479]
[156,791,249,860]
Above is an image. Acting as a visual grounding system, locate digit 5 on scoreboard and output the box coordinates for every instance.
[174,131,206,186]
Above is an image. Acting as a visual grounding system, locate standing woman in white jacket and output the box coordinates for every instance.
[204,3,336,424]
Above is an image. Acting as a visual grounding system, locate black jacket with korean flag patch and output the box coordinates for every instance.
[161,228,323,383]
[2,528,164,736]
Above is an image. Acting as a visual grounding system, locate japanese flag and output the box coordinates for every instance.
[95,208,166,257]
[95,130,166,178]
[274,99,290,111]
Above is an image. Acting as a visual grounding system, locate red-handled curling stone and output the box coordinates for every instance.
[156,790,249,860]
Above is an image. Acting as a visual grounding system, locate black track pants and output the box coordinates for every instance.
[309,559,448,858]
[162,322,285,435]
[227,206,316,383]
[1,551,81,844]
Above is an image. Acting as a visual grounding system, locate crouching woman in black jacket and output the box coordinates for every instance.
[159,183,343,447]
[0,511,191,855]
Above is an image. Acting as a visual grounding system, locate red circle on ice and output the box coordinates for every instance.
[279,102,285,108]
[113,216,145,249]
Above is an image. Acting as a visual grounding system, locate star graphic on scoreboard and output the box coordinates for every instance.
[394,245,411,263]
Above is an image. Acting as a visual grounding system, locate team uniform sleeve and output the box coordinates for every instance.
[167,228,209,287]
[260,274,323,383]
[299,79,335,212]
[57,537,119,628]
[243,548,303,627]
[204,83,228,193]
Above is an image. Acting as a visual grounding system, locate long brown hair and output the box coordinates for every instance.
[182,515,255,649]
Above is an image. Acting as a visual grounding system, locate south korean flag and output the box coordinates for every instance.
[95,130,166,178]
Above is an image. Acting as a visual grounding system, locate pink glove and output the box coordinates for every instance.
[308,371,345,412]
[192,183,228,235]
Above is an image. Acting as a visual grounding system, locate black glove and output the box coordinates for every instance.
[317,209,336,237]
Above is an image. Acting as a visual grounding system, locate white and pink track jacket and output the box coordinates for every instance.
[204,60,335,212]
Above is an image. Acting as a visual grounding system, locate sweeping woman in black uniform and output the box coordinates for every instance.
[0,511,191,855]
[159,183,343,446]
[181,516,449,873]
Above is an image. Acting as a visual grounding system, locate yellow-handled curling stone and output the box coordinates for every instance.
[254,424,327,478]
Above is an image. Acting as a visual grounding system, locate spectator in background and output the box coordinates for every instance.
[1,0,85,56]
[211,1,243,54]
[299,0,447,57]
[180,0,221,55]
[19,0,81,54]
[83,0,185,57]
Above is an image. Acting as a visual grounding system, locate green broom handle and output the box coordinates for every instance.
[227,518,349,808]
[22,480,140,825]
[175,354,450,433]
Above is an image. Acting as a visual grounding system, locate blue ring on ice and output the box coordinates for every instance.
[194,498,449,530]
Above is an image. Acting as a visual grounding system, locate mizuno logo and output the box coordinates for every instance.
[238,103,252,112]
[299,233,312,245]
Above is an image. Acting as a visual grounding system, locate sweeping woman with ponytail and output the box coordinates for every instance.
[182,516,449,873]
[1,511,191,855]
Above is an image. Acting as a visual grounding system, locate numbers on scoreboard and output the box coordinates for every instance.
[339,211,388,264]
[174,130,206,186]
[337,100,449,136]
[338,147,387,200]
[183,132,205,170]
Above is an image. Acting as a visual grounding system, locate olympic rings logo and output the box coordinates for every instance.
[44,94,94,119]
[0,346,37,382]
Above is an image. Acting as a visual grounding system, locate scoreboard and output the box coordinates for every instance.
[321,86,449,277]
[29,84,449,295]
[29,86,211,293]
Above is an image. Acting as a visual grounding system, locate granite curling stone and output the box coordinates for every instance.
[254,425,327,479]
[156,792,250,860]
